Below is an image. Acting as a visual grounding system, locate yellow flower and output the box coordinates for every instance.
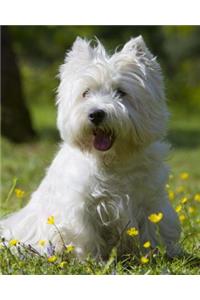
[179,214,186,222]
[48,256,57,263]
[180,172,189,180]
[176,186,185,194]
[188,206,195,214]
[38,240,46,247]
[143,241,151,248]
[126,227,139,237]
[59,261,67,268]
[148,212,163,223]
[9,239,19,247]
[175,205,182,213]
[168,191,175,201]
[194,193,200,202]
[66,244,75,253]
[15,188,25,198]
[181,197,188,204]
[140,256,149,264]
[47,215,55,225]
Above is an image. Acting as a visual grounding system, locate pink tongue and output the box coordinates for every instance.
[93,129,112,151]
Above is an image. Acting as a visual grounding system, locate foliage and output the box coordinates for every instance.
[8,25,200,111]
[0,240,200,275]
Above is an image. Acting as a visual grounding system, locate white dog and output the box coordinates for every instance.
[0,36,181,260]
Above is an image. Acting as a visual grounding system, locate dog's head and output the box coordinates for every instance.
[57,36,168,162]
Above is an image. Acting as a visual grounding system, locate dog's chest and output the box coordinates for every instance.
[85,170,140,226]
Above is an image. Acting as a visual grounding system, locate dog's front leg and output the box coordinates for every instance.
[154,195,182,257]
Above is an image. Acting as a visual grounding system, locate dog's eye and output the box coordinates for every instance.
[115,89,126,98]
[82,89,90,98]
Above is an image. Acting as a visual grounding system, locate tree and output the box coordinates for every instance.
[1,26,36,143]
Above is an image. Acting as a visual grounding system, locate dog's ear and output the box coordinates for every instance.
[122,36,154,60]
[59,37,93,81]
[120,36,164,101]
[65,37,93,62]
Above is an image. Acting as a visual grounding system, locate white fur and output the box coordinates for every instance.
[0,36,181,259]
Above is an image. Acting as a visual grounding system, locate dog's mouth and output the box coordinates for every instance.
[93,128,115,151]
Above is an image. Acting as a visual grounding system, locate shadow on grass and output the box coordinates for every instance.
[168,128,200,149]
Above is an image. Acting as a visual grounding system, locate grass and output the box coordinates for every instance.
[0,104,200,274]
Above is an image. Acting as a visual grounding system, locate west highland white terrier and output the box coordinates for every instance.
[0,36,181,260]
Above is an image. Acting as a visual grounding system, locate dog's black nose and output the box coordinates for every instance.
[88,109,106,126]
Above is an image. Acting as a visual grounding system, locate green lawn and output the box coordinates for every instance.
[0,104,200,274]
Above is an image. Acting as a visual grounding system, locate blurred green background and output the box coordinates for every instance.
[1,26,200,213]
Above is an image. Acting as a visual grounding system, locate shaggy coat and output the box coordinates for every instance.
[0,36,181,259]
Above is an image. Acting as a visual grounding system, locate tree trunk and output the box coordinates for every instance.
[1,26,36,143]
